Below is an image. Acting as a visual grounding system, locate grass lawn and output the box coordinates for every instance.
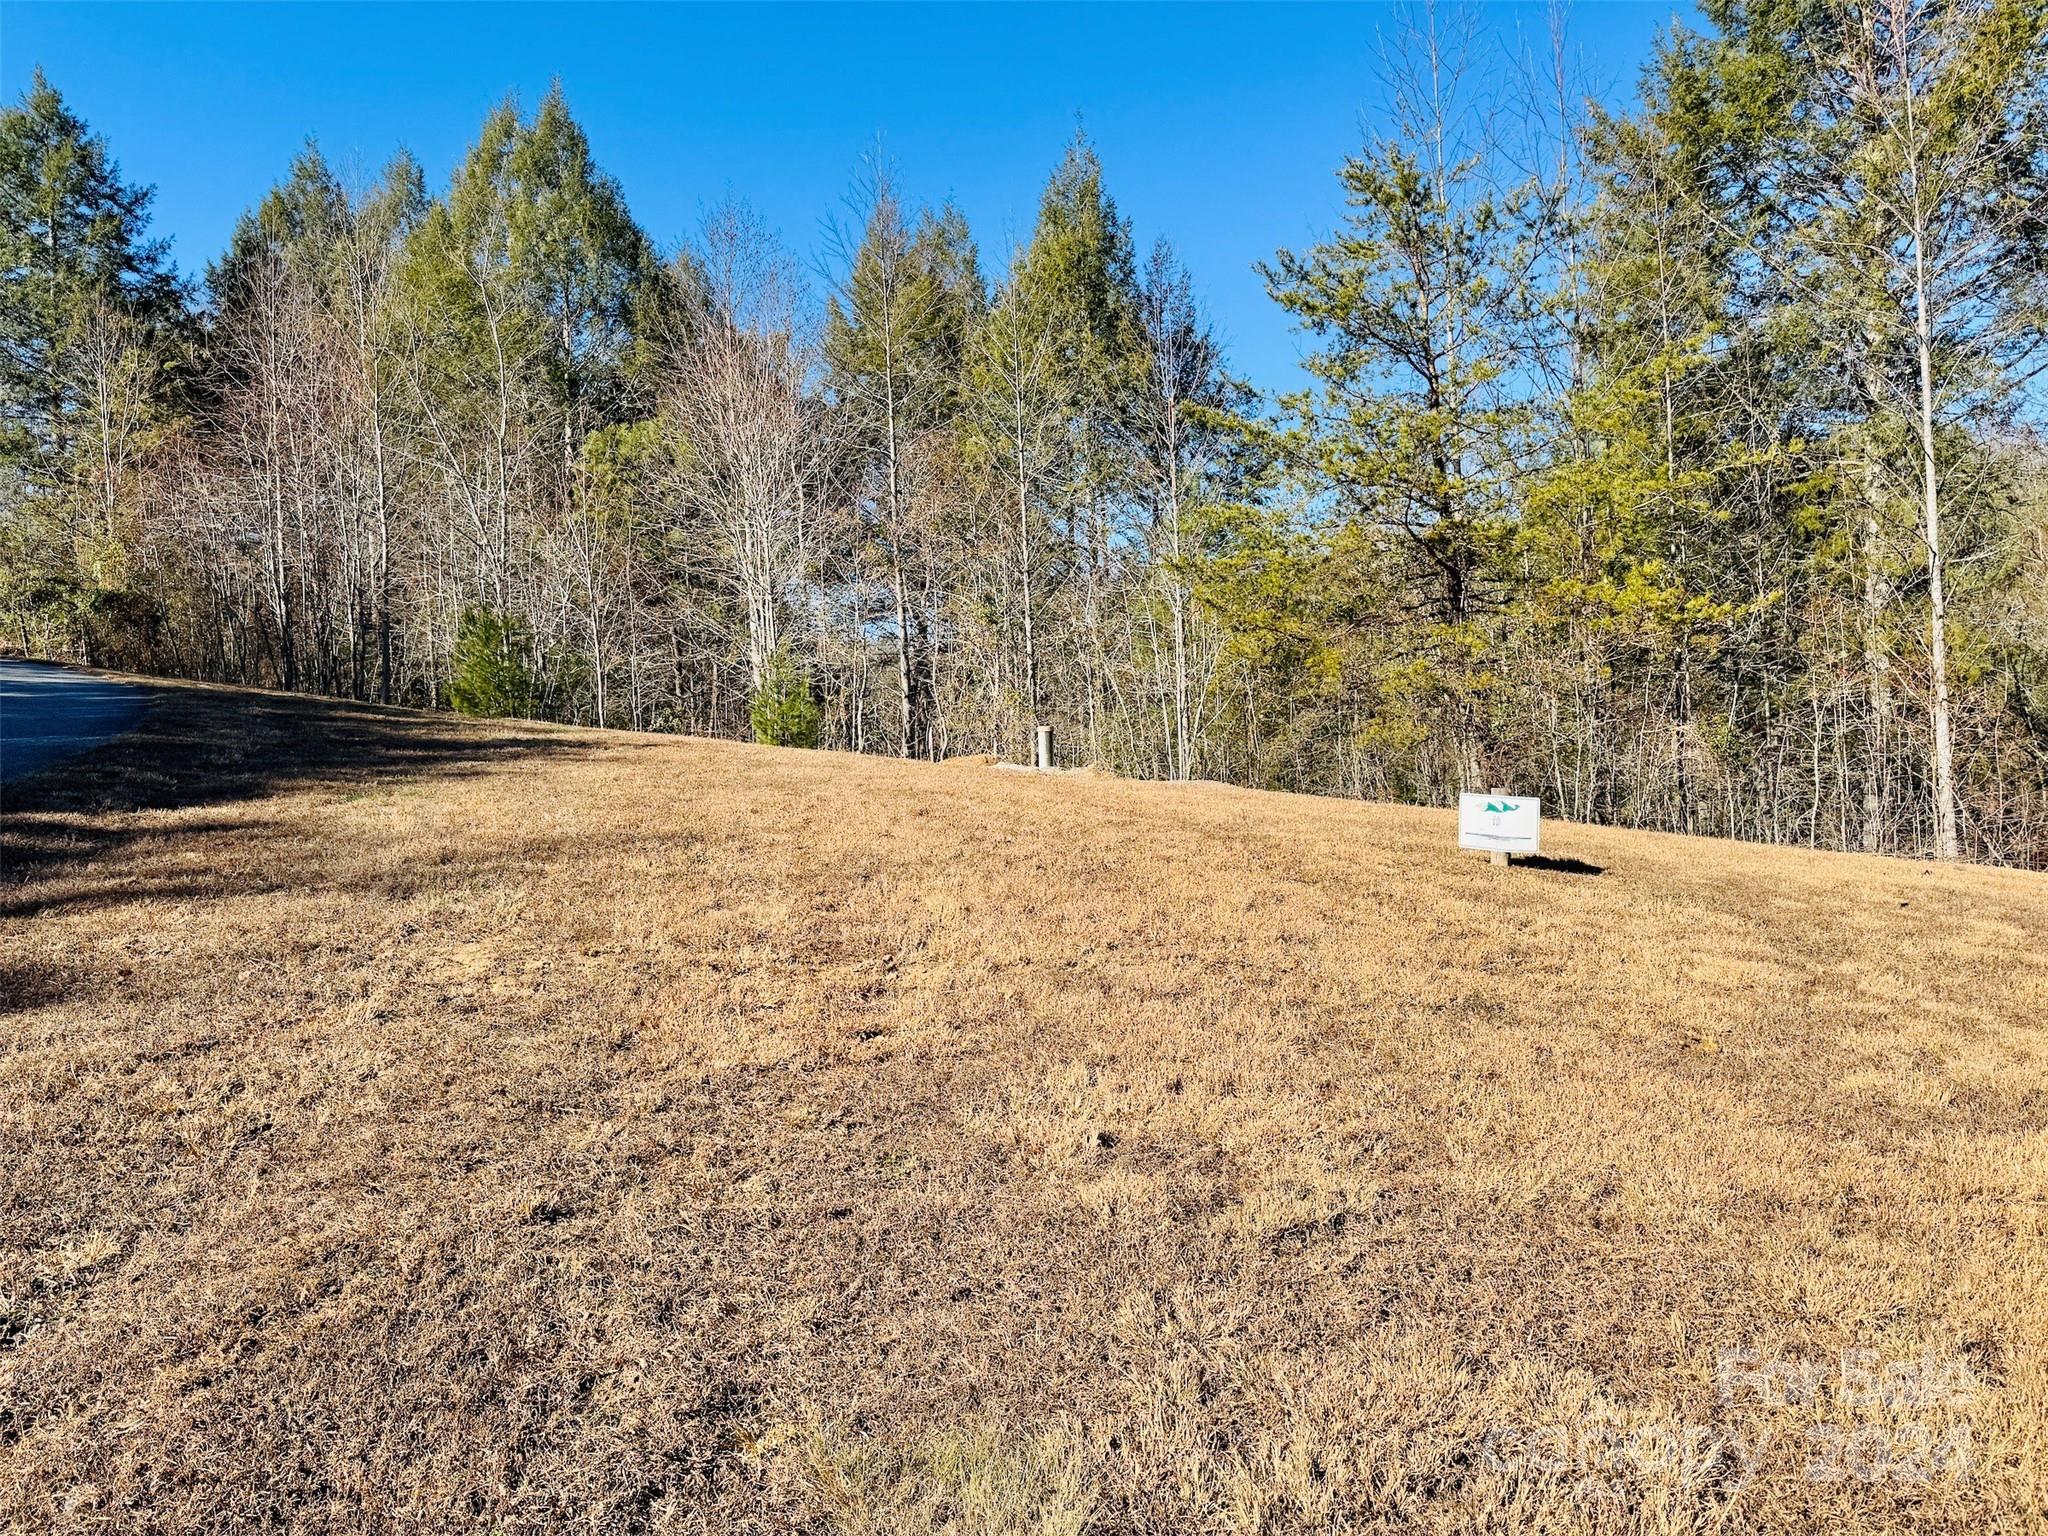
[3,677,2045,1533]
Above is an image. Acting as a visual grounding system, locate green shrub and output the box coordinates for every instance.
[750,646,821,748]
[448,605,538,718]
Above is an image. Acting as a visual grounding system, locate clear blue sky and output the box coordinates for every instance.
[3,1,1697,391]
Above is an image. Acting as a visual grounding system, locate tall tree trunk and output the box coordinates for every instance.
[1860,462,1891,855]
[1907,162,1959,860]
[1014,429,1038,732]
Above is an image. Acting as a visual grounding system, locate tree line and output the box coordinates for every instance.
[5,0,2046,866]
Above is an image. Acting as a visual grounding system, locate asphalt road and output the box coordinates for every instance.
[0,660,149,789]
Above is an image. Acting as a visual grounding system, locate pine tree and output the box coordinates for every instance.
[1014,136,1144,759]
[1529,35,1796,834]
[397,87,667,715]
[750,644,821,747]
[826,168,981,759]
[0,71,184,485]
[0,71,187,655]
[1257,17,1541,798]
[210,142,351,305]
[963,135,1144,756]
[448,604,537,717]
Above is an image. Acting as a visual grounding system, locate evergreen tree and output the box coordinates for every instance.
[1526,34,1799,833]
[0,71,184,486]
[1257,21,1542,797]
[826,170,981,759]
[964,135,1144,755]
[397,87,667,714]
[1016,137,1145,758]
[750,644,821,747]
[0,71,187,655]
[210,142,352,305]
[505,84,670,451]
[448,604,537,717]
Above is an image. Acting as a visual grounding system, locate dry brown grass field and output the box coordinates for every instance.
[3,675,2046,1535]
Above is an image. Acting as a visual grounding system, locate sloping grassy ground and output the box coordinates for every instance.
[3,676,2045,1535]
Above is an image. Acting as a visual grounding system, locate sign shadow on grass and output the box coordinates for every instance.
[1514,854,1605,876]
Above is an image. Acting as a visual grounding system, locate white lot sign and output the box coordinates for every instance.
[1458,792,1541,855]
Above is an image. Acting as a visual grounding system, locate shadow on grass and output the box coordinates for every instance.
[0,678,611,919]
[1517,854,1606,876]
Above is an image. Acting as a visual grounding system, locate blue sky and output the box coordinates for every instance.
[3,1,1696,391]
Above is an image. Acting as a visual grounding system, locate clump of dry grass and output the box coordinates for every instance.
[3,677,2045,1533]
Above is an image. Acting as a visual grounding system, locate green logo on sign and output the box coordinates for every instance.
[1486,800,1515,813]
